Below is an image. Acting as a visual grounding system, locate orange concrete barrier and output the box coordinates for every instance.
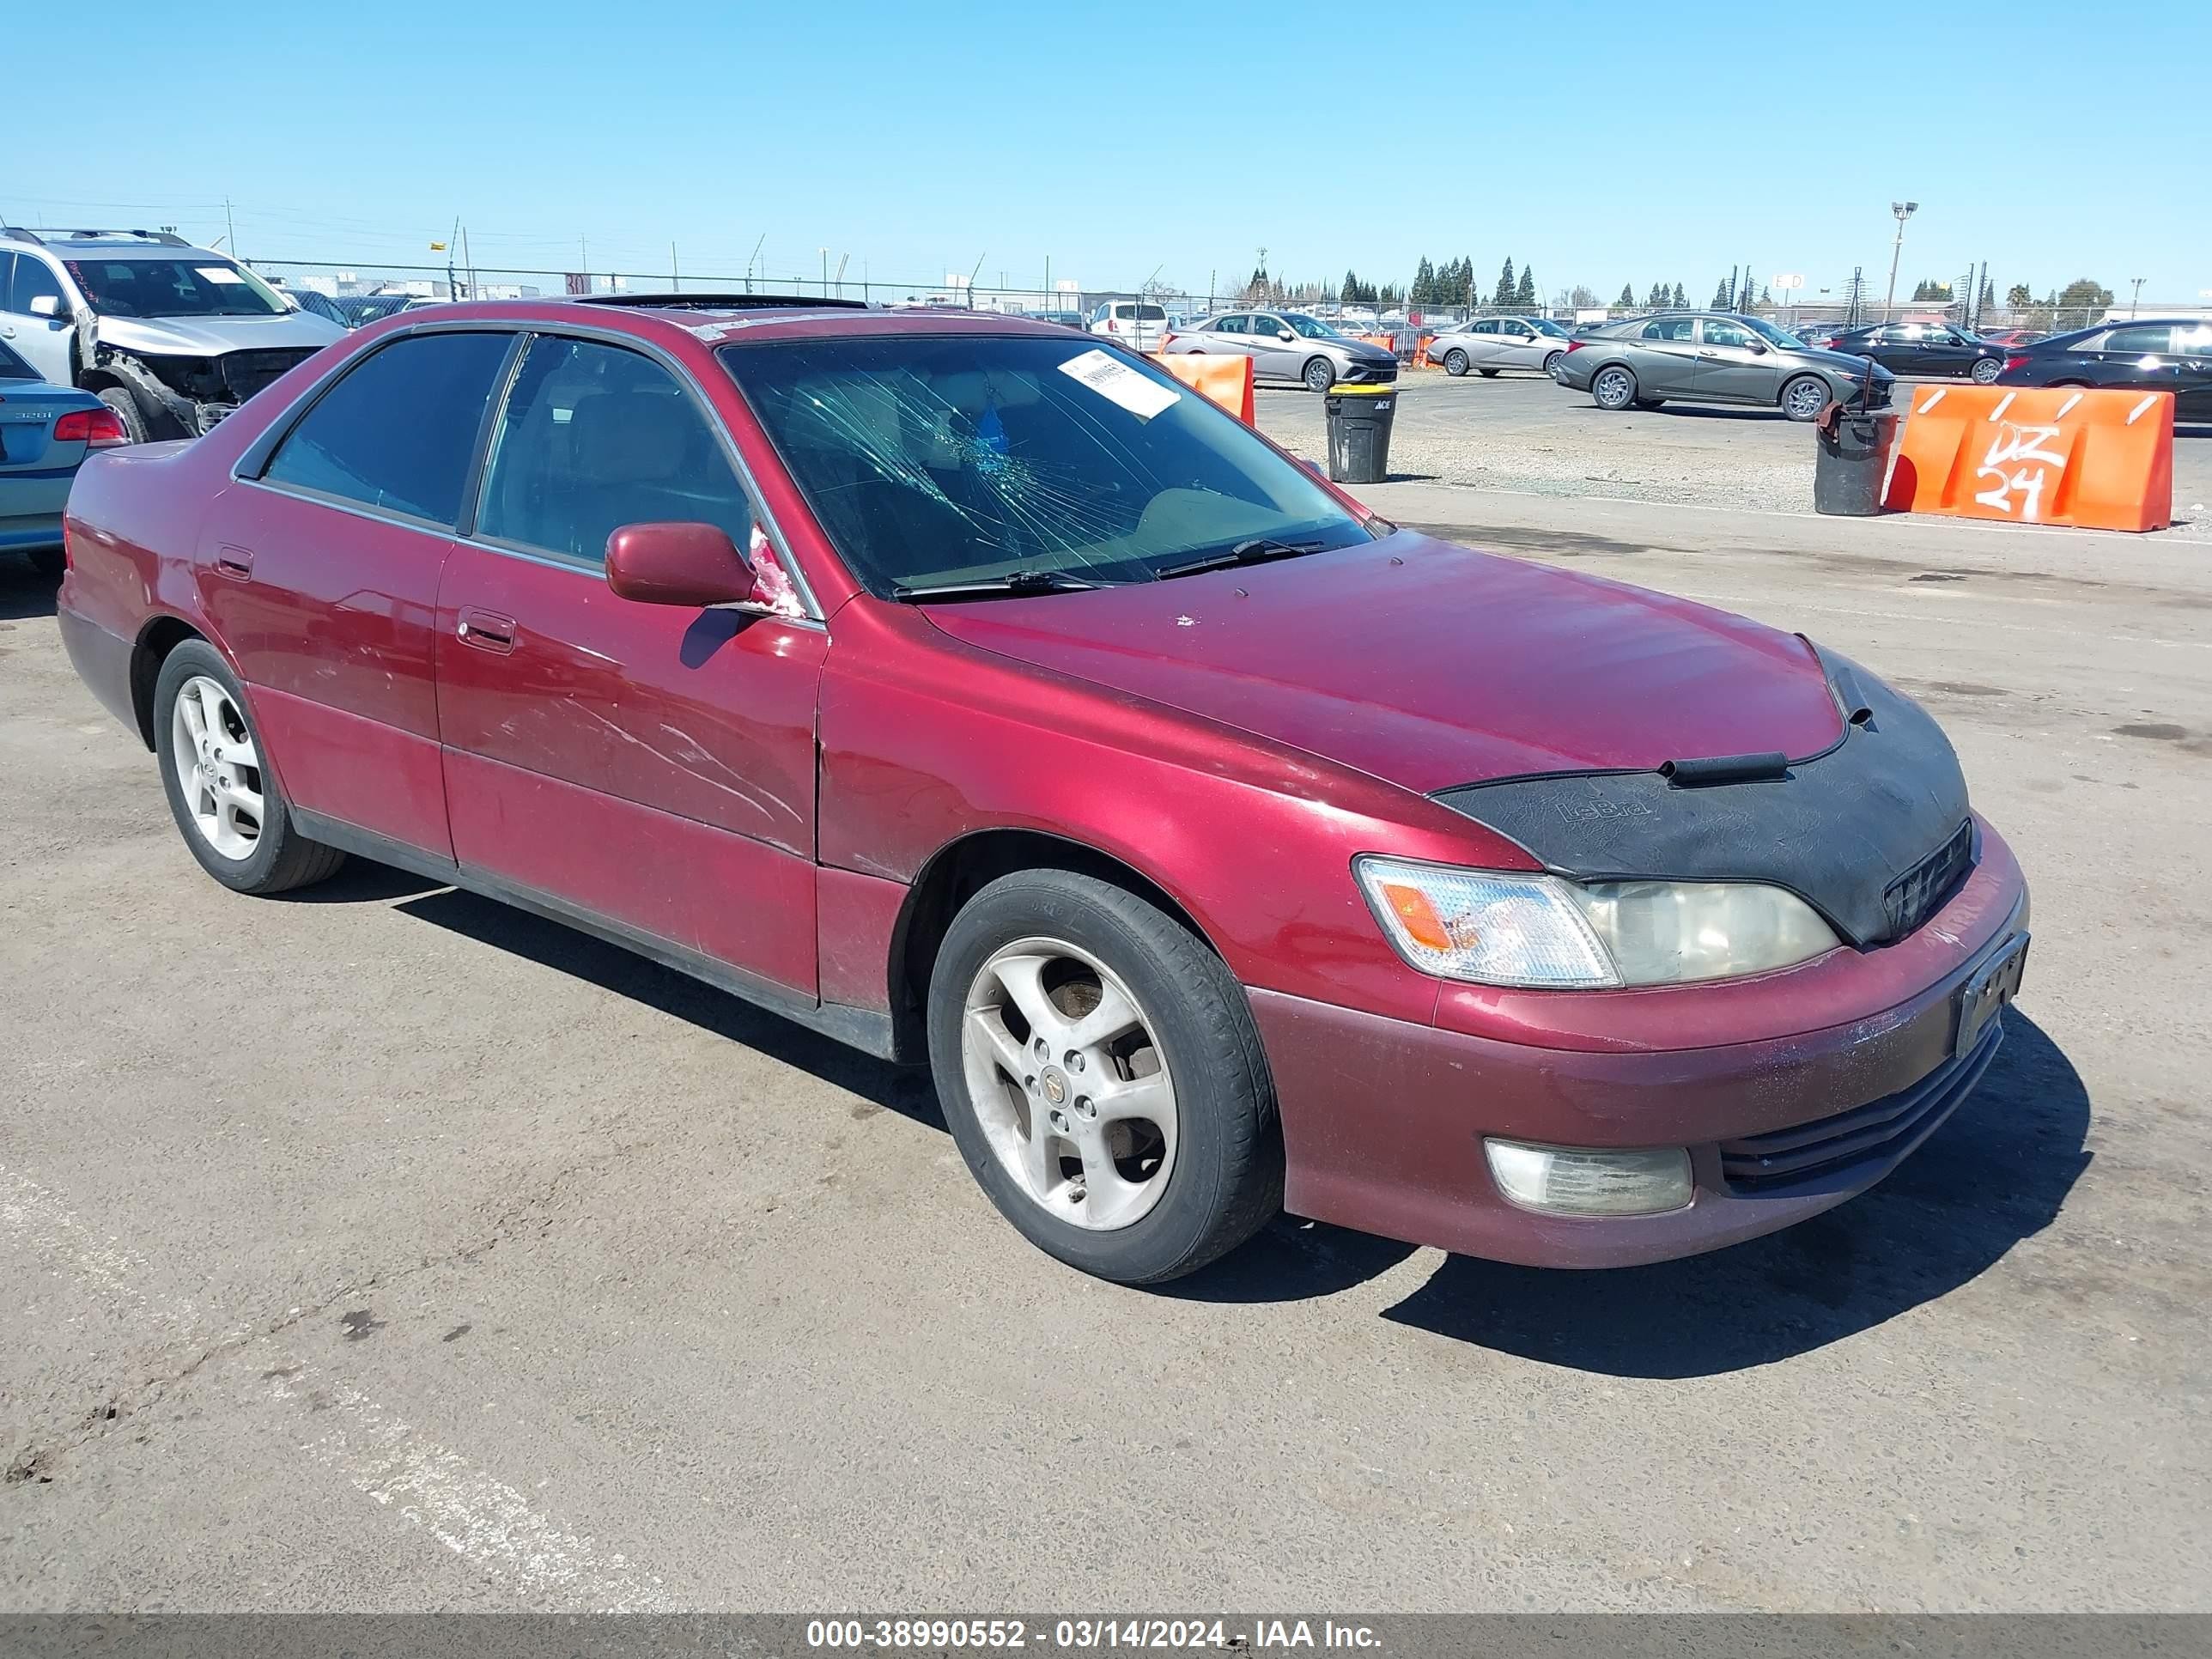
[1148,353,1255,423]
[1883,384,2173,532]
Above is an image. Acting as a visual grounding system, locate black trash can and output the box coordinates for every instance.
[1325,385,1397,485]
[1814,403,1901,516]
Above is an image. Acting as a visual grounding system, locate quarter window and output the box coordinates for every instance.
[1641,317,1695,341]
[476,336,754,566]
[1212,315,1247,335]
[262,331,514,526]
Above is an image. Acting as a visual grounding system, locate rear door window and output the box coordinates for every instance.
[475,335,753,566]
[262,331,514,526]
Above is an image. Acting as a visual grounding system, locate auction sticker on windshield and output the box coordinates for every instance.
[197,266,247,284]
[1059,349,1180,420]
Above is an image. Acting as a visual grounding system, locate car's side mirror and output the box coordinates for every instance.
[1744,337,1767,354]
[1277,329,1295,342]
[605,522,759,609]
[28,295,66,319]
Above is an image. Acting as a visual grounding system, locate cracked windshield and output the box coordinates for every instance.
[724,334,1370,595]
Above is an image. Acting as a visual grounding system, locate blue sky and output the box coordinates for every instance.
[9,1,2206,306]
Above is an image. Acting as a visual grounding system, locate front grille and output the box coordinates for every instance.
[218,349,319,404]
[1885,820,1973,939]
[1720,1022,2000,1194]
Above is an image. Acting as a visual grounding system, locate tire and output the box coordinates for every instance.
[1478,367,1500,378]
[1631,398,1666,410]
[1970,357,2002,385]
[152,640,346,896]
[27,548,65,581]
[1541,350,1565,378]
[927,870,1283,1285]
[1780,374,1829,422]
[1443,349,1468,377]
[1591,364,1638,410]
[95,386,161,446]
[1302,356,1336,394]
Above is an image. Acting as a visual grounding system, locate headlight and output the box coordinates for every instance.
[1354,857,1842,988]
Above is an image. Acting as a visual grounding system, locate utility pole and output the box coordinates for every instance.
[224,198,237,261]
[746,233,765,294]
[1883,200,1917,320]
[580,234,589,294]
[672,241,680,294]
[462,224,475,301]
[820,247,829,297]
[2130,276,2146,318]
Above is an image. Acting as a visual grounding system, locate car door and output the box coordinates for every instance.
[1628,315,1701,395]
[1460,319,1502,367]
[219,327,518,859]
[1,253,77,389]
[434,329,826,997]
[1206,313,1260,372]
[1493,318,1542,368]
[1690,317,1784,404]
[2090,324,2188,404]
[2173,325,2212,419]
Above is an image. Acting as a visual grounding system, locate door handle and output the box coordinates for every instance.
[215,545,255,580]
[456,608,517,653]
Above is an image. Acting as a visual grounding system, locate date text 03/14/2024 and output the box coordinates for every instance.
[805,1620,1383,1650]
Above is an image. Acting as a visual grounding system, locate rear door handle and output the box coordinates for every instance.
[457,608,517,653]
[215,545,254,580]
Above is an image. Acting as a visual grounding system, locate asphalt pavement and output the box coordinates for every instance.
[2,414,2207,1611]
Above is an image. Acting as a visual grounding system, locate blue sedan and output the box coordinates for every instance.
[1,341,124,579]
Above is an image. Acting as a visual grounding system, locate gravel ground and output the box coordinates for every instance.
[1255,373,2212,537]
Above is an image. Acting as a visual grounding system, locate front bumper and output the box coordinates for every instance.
[1336,358,1399,386]
[1250,829,2029,1268]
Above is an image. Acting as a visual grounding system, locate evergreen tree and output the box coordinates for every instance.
[1671,282,1686,307]
[1343,269,1362,304]
[1978,274,1996,312]
[1514,267,1537,308]
[1618,283,1636,307]
[1413,256,1436,306]
[1496,258,1516,307]
[1760,285,1772,306]
[1646,281,1667,307]
[1711,277,1730,307]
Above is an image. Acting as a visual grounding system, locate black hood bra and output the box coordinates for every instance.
[1431,643,1974,949]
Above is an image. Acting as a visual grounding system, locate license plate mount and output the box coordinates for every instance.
[1954,932,2029,1059]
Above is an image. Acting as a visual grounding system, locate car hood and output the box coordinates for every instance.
[921,532,1847,795]
[1324,337,1397,361]
[93,310,349,357]
[1794,343,1895,377]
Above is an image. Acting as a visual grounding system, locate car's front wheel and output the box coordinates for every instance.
[1780,374,1829,422]
[927,870,1282,1285]
[1591,364,1638,410]
[153,640,346,895]
[1542,350,1565,378]
[94,386,160,446]
[1302,356,1336,394]
[1971,356,2002,384]
[1443,349,1469,377]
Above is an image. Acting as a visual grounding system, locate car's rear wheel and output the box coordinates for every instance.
[94,386,159,446]
[1971,357,2002,385]
[927,870,1282,1285]
[1443,349,1468,377]
[1591,365,1638,410]
[1780,374,1829,422]
[1302,356,1336,394]
[1478,367,1500,378]
[153,641,345,895]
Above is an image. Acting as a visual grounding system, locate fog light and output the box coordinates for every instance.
[1483,1139,1693,1216]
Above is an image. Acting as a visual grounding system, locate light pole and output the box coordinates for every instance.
[819,248,829,299]
[2130,276,2146,318]
[1882,200,1917,321]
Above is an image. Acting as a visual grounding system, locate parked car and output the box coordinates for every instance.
[1818,322,2009,384]
[0,228,347,442]
[1555,311,1895,421]
[58,300,2027,1285]
[1993,319,2212,417]
[1087,300,1167,351]
[1030,310,1088,331]
[1160,310,1398,393]
[0,341,125,576]
[278,288,352,328]
[1423,315,1575,378]
[1975,328,2046,348]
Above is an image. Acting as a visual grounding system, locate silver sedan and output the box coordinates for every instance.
[1424,315,1575,378]
[1552,311,1895,422]
[1159,310,1398,393]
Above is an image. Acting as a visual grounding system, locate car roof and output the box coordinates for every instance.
[346,295,1088,348]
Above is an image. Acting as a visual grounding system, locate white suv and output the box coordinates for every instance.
[0,227,346,442]
[1087,299,1167,351]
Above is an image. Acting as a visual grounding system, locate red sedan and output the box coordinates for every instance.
[56,298,2030,1285]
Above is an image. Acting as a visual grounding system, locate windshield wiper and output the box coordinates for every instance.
[1153,537,1327,580]
[890,568,1113,601]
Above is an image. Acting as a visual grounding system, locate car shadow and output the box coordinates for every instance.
[1377,1009,2088,1376]
[0,561,60,622]
[389,884,941,1128]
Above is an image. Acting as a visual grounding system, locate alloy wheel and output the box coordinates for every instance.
[1593,367,1635,410]
[170,676,264,861]
[1784,376,1829,421]
[1971,357,2002,384]
[960,937,1178,1231]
